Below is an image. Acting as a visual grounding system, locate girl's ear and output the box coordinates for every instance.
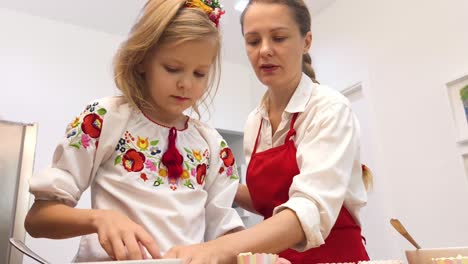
[137,62,145,74]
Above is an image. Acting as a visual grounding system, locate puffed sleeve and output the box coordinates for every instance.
[203,132,244,241]
[272,103,360,251]
[29,97,128,207]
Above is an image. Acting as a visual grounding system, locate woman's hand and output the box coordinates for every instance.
[165,209,304,264]
[92,209,161,260]
[234,184,258,214]
[163,241,236,264]
[276,258,292,264]
[164,242,291,264]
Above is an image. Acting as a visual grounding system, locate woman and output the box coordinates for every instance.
[164,1,372,263]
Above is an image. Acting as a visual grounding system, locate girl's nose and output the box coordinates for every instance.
[176,75,192,90]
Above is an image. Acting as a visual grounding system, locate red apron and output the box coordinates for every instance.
[246,113,369,264]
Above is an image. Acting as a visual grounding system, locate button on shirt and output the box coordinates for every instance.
[243,74,368,251]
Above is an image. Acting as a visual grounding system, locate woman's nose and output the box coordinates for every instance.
[259,40,273,57]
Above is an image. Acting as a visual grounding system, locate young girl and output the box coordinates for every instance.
[25,0,243,261]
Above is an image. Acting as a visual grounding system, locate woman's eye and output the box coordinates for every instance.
[246,39,259,46]
[273,37,286,42]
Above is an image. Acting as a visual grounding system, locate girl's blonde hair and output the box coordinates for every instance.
[113,0,221,117]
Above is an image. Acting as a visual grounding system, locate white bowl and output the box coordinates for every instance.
[80,259,182,264]
[405,247,468,264]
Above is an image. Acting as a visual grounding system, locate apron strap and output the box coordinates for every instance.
[284,113,299,143]
[252,118,263,155]
[252,113,299,155]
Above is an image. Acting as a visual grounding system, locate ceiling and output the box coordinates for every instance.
[0,0,336,64]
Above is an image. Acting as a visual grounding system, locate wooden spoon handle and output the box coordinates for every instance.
[390,218,421,249]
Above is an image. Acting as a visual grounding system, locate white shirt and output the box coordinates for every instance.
[244,74,367,252]
[30,96,244,262]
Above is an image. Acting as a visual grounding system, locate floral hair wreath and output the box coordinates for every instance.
[184,0,226,27]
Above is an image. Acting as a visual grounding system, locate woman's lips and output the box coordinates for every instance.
[260,64,279,73]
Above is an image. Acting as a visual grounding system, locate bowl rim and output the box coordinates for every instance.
[405,246,468,252]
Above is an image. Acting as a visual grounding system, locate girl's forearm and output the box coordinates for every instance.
[25,200,99,239]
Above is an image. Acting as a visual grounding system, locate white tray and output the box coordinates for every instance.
[80,259,182,264]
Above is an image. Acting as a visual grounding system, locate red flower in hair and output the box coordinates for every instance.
[183,0,225,28]
[122,149,146,172]
[81,113,103,138]
[196,163,207,185]
[220,147,235,167]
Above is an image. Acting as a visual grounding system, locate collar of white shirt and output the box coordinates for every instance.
[257,73,315,119]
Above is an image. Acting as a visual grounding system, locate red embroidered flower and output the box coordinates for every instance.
[81,113,103,138]
[196,163,207,185]
[220,148,235,167]
[122,149,146,172]
[218,167,225,174]
[140,173,148,182]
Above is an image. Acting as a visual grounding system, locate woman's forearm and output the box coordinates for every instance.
[234,184,258,214]
[214,208,305,254]
[25,200,98,239]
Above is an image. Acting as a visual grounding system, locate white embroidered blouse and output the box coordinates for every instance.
[29,96,244,262]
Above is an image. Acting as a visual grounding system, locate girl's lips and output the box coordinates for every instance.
[172,96,190,102]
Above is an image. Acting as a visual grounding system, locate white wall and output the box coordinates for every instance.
[0,8,122,264]
[311,0,468,259]
[207,60,255,132]
[0,8,256,263]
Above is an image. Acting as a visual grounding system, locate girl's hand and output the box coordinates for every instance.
[92,209,161,260]
[164,241,236,264]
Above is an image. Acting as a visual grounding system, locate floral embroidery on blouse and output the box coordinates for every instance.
[67,102,107,149]
[113,130,211,191]
[182,147,210,186]
[219,140,239,180]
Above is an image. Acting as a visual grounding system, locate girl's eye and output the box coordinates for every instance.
[194,72,206,78]
[165,66,179,73]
